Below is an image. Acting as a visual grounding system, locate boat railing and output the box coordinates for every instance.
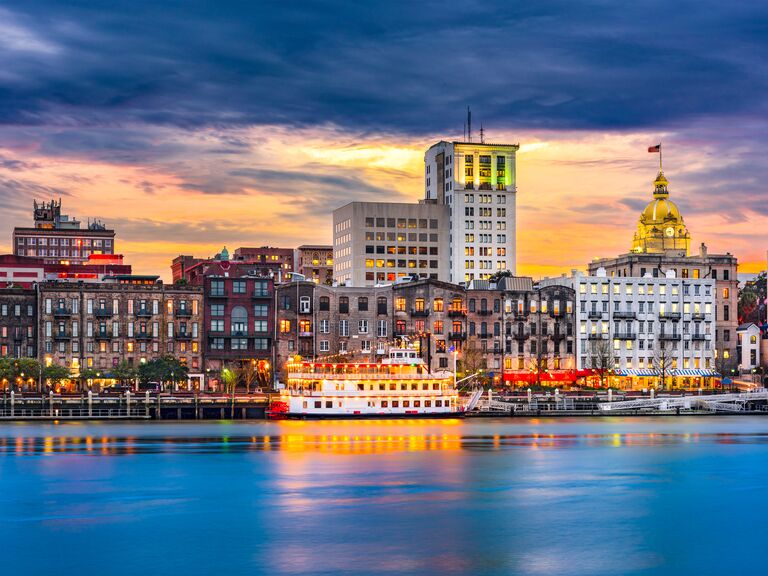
[280,389,458,397]
[286,372,450,381]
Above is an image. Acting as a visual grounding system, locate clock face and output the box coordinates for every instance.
[665,227,675,237]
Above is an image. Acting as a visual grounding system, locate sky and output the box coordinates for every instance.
[0,0,766,281]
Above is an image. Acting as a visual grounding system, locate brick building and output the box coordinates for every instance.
[13,200,116,265]
[175,257,275,385]
[295,244,334,285]
[0,287,37,359]
[38,281,204,390]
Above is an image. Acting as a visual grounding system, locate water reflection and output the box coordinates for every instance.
[1,417,768,576]
[2,420,768,456]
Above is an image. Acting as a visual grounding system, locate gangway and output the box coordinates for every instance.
[599,388,768,412]
[463,386,485,412]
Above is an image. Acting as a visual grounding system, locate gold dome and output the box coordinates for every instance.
[631,170,690,256]
[641,196,683,224]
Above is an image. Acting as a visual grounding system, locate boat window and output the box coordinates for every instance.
[314,401,321,408]
[357,383,364,391]
[403,401,410,408]
[414,401,421,407]
[392,401,399,408]
[433,383,439,390]
[325,401,332,408]
[435,400,442,407]
[382,401,388,408]
[425,400,431,407]
[390,383,396,390]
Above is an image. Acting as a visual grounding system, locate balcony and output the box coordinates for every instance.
[588,333,607,340]
[176,331,193,340]
[94,331,112,340]
[549,309,564,317]
[476,309,493,316]
[299,331,313,338]
[514,332,530,340]
[449,331,467,341]
[659,333,681,341]
[94,308,113,318]
[614,332,637,340]
[448,309,466,318]
[53,307,71,317]
[613,310,636,319]
[135,331,152,340]
[410,308,430,317]
[691,333,708,341]
[176,308,193,317]
[691,312,706,320]
[587,310,603,320]
[659,311,681,320]
[53,331,71,340]
[477,332,492,339]
[135,309,153,318]
[230,330,250,338]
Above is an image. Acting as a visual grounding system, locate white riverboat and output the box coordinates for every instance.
[275,349,462,418]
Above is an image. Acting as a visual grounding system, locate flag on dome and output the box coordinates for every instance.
[648,144,661,153]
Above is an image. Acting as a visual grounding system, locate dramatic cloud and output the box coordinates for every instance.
[0,1,765,279]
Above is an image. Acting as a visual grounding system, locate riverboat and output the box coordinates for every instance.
[275,349,462,418]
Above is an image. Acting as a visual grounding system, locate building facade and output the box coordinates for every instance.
[545,269,717,388]
[332,201,449,286]
[295,244,334,285]
[37,281,204,390]
[424,140,519,282]
[0,288,37,358]
[589,170,738,370]
[13,200,116,265]
[737,323,761,374]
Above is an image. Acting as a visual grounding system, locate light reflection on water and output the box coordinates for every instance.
[1,417,767,576]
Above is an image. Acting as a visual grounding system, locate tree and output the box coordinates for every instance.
[653,340,675,390]
[113,361,138,386]
[458,339,487,386]
[79,368,101,389]
[588,338,615,389]
[138,356,189,392]
[43,363,71,390]
[739,272,767,324]
[236,361,258,394]
[715,350,738,391]
[221,365,238,395]
[489,270,513,284]
[0,357,42,391]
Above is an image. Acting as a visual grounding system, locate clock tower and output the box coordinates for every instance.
[631,170,691,256]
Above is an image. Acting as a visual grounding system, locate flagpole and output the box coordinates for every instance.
[659,142,663,172]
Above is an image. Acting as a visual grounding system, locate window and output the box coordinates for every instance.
[253,304,268,317]
[254,320,268,332]
[358,320,369,334]
[299,296,311,314]
[210,280,225,296]
[319,296,330,311]
[377,320,387,337]
[377,297,388,315]
[280,320,291,333]
[339,297,349,314]
[723,288,730,299]
[254,281,269,297]
[231,306,248,335]
[211,304,224,316]
[358,297,368,311]
[339,320,349,336]
[395,297,406,312]
[320,340,330,352]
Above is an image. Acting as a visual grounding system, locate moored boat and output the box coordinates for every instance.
[276,348,462,418]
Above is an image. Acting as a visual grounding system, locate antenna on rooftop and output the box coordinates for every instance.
[480,123,485,144]
[467,106,472,142]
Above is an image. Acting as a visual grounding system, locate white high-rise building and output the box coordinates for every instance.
[424,140,519,283]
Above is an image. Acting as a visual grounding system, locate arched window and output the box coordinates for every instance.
[231,306,248,335]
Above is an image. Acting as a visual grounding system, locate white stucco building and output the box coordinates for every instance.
[543,268,717,388]
[737,323,761,373]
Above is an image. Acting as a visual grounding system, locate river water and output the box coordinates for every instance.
[1,417,766,576]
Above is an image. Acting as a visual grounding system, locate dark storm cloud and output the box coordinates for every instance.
[0,0,766,136]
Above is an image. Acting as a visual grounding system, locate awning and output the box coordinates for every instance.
[670,369,719,377]
[614,369,658,377]
[503,370,578,383]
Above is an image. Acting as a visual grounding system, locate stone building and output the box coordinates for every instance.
[38,281,204,390]
[589,169,738,370]
[0,287,37,358]
[463,278,576,385]
[295,245,334,285]
[274,281,394,381]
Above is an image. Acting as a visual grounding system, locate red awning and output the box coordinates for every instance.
[503,370,579,383]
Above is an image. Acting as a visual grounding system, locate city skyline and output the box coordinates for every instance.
[1,1,765,280]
